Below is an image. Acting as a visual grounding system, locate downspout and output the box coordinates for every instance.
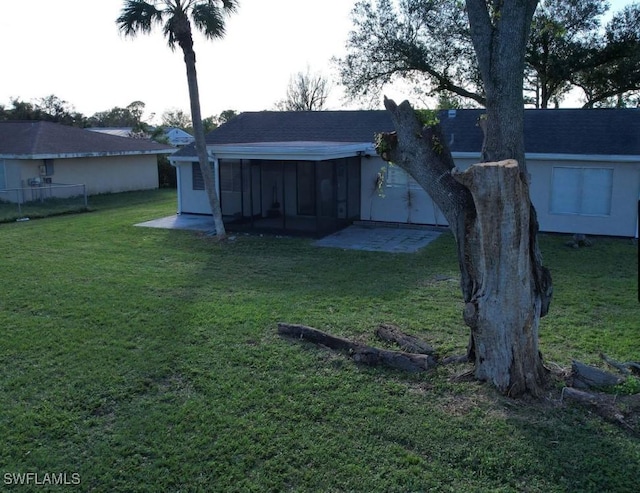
[169,158,182,215]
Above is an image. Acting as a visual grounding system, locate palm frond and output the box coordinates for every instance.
[191,0,238,40]
[163,11,191,49]
[117,0,164,37]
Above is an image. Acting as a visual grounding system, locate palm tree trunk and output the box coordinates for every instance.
[182,46,227,239]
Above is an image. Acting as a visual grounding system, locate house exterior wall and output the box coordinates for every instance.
[4,155,159,200]
[51,155,159,195]
[177,162,211,214]
[528,158,640,237]
[0,159,23,202]
[360,154,640,237]
[2,159,23,189]
[178,153,639,237]
[360,155,469,227]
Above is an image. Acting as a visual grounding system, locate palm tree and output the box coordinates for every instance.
[118,0,238,240]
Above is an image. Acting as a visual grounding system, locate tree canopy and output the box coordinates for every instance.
[337,0,640,108]
[88,101,149,130]
[0,95,86,127]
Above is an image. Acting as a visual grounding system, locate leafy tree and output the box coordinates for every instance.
[351,0,551,396]
[339,0,640,110]
[118,0,239,240]
[0,95,86,126]
[203,109,238,132]
[161,108,193,130]
[525,0,607,108]
[36,95,86,126]
[276,68,331,111]
[89,101,149,131]
[338,0,482,106]
[571,2,640,107]
[215,109,238,124]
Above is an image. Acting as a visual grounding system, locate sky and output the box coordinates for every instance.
[0,0,635,124]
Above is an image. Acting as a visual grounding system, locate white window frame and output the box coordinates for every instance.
[550,166,613,216]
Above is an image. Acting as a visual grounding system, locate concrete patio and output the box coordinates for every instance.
[135,214,444,253]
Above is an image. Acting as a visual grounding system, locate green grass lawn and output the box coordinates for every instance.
[1,189,638,492]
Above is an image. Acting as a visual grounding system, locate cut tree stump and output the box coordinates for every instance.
[277,323,438,373]
[375,323,437,355]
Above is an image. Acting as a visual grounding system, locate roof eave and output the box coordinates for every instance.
[0,149,175,160]
[170,142,375,163]
[452,152,639,162]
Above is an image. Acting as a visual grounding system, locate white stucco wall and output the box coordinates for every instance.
[360,155,478,227]
[177,162,211,214]
[528,158,640,237]
[177,154,640,237]
[1,159,23,189]
[12,155,159,196]
[361,154,640,237]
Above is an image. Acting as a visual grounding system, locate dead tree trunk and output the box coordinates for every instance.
[452,160,548,396]
[378,100,552,397]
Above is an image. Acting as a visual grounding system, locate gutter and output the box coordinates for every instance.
[0,149,175,160]
[451,152,639,163]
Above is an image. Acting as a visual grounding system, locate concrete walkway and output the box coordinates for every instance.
[313,224,442,253]
[136,215,443,253]
[136,214,217,233]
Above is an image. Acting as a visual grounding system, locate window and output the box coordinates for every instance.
[43,159,54,176]
[0,160,5,190]
[219,161,242,192]
[385,164,420,189]
[550,167,613,216]
[192,162,204,190]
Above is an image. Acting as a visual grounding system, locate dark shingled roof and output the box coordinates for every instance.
[0,121,175,157]
[439,108,640,155]
[173,108,640,158]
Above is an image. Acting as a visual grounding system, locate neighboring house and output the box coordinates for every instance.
[89,126,194,147]
[87,127,137,138]
[164,127,195,147]
[169,109,640,237]
[0,121,174,202]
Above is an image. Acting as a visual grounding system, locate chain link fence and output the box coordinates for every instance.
[0,184,88,222]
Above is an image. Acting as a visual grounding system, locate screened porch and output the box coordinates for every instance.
[218,157,361,237]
